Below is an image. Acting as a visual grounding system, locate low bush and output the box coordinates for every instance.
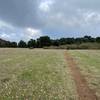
[43,43,100,50]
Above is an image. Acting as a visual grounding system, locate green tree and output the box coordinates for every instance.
[96,37,100,43]
[37,36,51,47]
[10,42,17,47]
[51,40,59,46]
[27,39,36,48]
[18,40,27,48]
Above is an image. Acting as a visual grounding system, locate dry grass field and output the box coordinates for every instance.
[0,48,100,100]
[0,48,77,100]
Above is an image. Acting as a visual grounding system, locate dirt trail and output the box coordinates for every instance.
[65,51,97,100]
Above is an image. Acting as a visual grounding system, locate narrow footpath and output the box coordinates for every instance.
[65,51,97,100]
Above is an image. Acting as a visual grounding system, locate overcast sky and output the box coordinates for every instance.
[0,0,100,41]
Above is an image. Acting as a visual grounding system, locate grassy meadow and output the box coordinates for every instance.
[0,48,100,100]
[0,48,78,100]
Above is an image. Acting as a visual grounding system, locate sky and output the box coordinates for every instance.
[0,0,100,42]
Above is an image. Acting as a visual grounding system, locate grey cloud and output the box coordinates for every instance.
[73,0,100,11]
[39,0,100,31]
[0,0,100,41]
[0,0,100,29]
[0,0,43,28]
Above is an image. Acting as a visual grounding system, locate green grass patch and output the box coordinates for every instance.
[0,48,78,100]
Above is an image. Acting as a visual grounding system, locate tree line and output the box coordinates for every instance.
[0,36,100,48]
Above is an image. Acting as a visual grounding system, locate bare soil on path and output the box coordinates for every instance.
[65,51,98,100]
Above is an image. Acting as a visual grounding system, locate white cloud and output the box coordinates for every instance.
[0,32,17,41]
[0,20,14,29]
[0,33,10,39]
[0,20,43,41]
[25,28,42,39]
[77,9,100,26]
[39,0,54,12]
[84,12,100,23]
